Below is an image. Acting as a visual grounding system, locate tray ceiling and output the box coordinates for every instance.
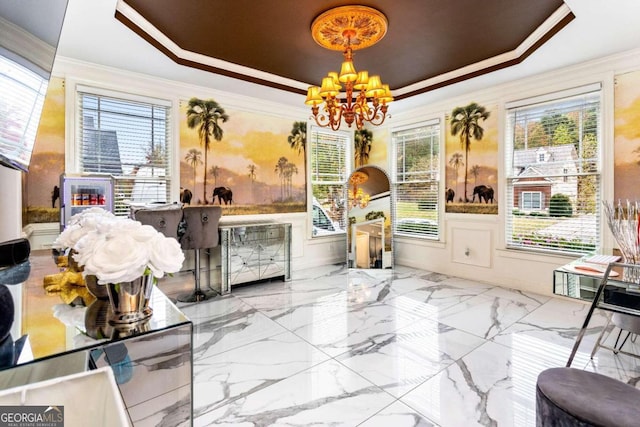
[115,0,573,100]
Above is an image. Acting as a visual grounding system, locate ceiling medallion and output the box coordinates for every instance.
[306,5,392,131]
[310,5,388,51]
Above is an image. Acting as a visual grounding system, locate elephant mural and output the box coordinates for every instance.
[213,187,233,205]
[180,187,192,204]
[445,188,454,203]
[472,185,494,203]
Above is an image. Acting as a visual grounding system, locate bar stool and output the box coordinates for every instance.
[131,205,183,240]
[178,206,221,302]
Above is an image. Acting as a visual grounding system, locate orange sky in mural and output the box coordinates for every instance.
[179,105,305,187]
[33,77,65,153]
[615,71,640,164]
[368,128,388,170]
[445,105,499,170]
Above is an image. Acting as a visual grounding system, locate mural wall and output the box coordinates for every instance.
[22,70,640,226]
[614,70,640,202]
[22,77,66,225]
[445,102,498,214]
[179,99,306,214]
[366,127,389,170]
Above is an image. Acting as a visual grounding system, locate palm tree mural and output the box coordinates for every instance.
[287,121,306,155]
[247,164,256,181]
[284,162,298,199]
[450,102,490,202]
[354,128,373,167]
[287,121,306,189]
[449,152,464,198]
[470,164,481,186]
[184,148,202,189]
[275,157,288,200]
[247,163,257,202]
[186,98,229,203]
[209,165,220,188]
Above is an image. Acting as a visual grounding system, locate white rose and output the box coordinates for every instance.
[82,232,150,284]
[147,234,184,278]
[55,208,118,249]
[73,231,105,267]
[54,223,84,249]
[128,223,158,244]
[68,208,115,227]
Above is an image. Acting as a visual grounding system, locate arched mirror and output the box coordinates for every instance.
[347,166,392,269]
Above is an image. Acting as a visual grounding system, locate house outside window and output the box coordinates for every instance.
[309,126,349,237]
[392,121,441,239]
[505,84,601,254]
[77,88,172,216]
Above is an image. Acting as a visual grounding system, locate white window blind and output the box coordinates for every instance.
[309,127,349,236]
[392,122,441,239]
[505,88,601,254]
[77,90,172,216]
[0,55,47,171]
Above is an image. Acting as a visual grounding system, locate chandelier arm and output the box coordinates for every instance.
[329,104,344,131]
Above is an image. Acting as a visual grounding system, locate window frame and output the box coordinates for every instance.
[391,119,442,240]
[308,125,350,238]
[505,84,602,255]
[521,191,542,210]
[74,86,173,216]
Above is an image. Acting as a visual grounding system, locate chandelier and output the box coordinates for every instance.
[305,5,393,131]
[349,170,371,209]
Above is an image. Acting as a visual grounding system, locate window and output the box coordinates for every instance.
[0,55,47,172]
[506,84,601,254]
[309,127,349,237]
[392,121,441,239]
[522,191,542,210]
[77,88,171,216]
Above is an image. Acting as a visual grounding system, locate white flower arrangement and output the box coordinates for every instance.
[54,208,185,285]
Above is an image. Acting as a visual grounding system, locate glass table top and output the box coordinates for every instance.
[1,250,190,372]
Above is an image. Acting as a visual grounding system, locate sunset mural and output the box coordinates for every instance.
[614,70,640,202]
[445,102,498,214]
[22,77,66,224]
[179,100,306,214]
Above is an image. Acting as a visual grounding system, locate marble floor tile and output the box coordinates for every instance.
[195,359,395,426]
[289,303,426,358]
[491,297,611,369]
[400,340,545,427]
[193,331,330,420]
[385,280,495,319]
[260,291,354,331]
[180,295,288,357]
[359,401,438,426]
[434,290,545,340]
[336,317,486,397]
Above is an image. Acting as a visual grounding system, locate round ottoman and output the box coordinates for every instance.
[536,367,640,426]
